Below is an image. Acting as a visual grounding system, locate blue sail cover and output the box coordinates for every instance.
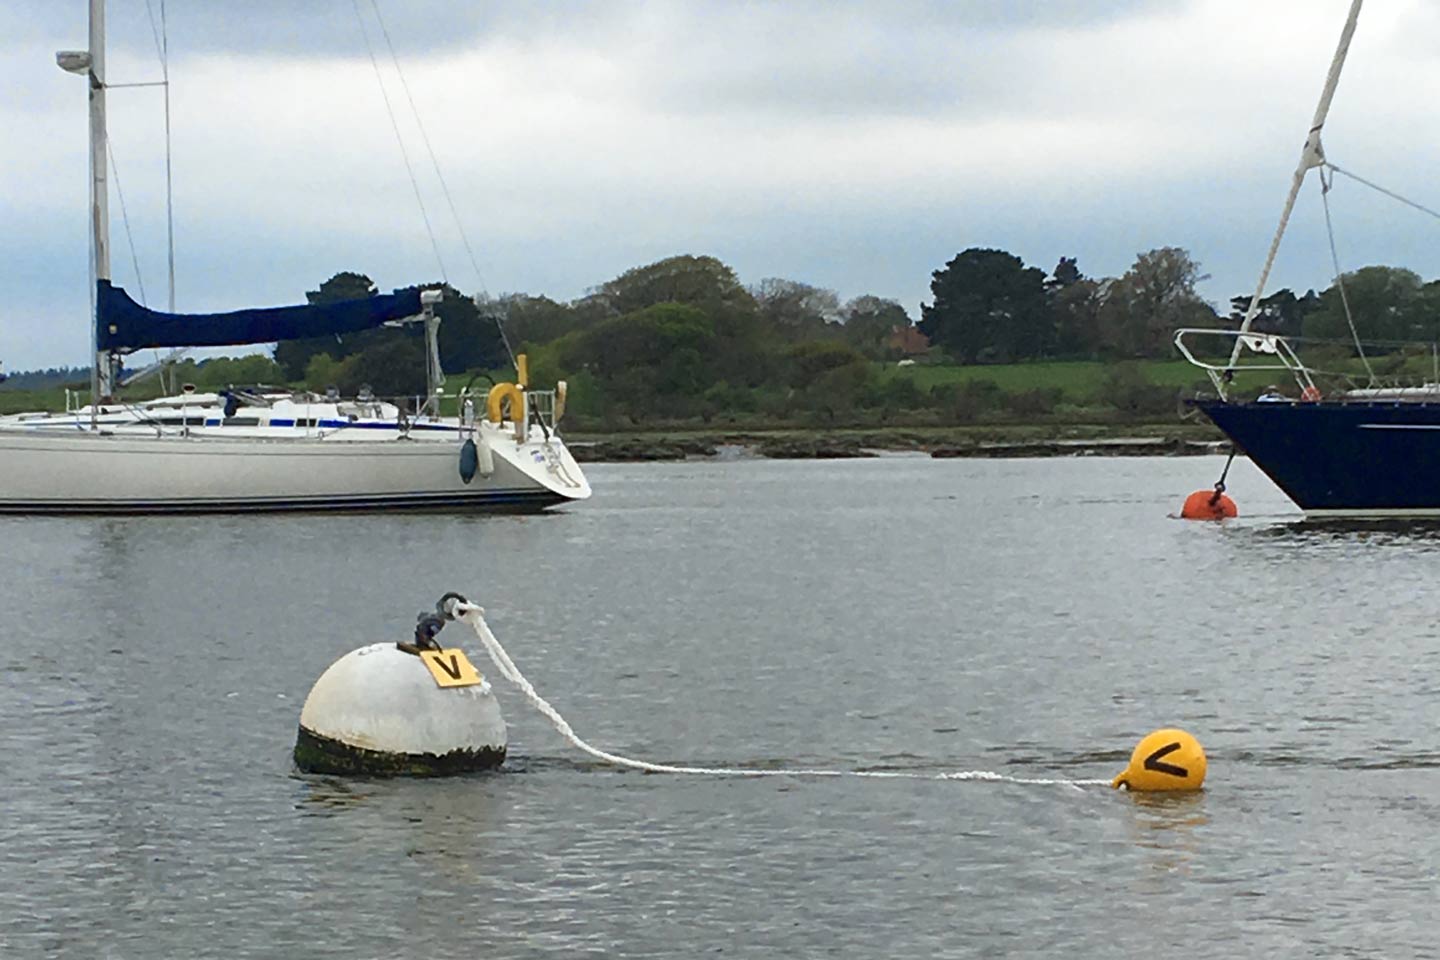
[96,280,424,353]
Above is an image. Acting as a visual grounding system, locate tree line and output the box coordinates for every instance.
[0,365,90,390]
[917,250,1440,363]
[252,249,1440,395]
[8,248,1438,425]
[260,255,924,423]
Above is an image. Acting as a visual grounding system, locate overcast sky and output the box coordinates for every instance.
[3,0,1439,370]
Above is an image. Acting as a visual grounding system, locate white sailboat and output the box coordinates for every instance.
[0,0,591,514]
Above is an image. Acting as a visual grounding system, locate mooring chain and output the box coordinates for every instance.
[1211,449,1237,506]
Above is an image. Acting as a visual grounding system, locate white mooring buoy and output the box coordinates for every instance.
[294,602,506,776]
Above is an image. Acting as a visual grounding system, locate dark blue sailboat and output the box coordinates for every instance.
[1194,398,1440,516]
[1176,0,1440,517]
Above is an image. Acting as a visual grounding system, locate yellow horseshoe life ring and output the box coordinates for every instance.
[486,382,524,424]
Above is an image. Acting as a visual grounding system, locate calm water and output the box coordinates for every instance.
[6,455,1440,958]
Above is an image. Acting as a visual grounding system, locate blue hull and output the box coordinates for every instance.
[1197,400,1440,514]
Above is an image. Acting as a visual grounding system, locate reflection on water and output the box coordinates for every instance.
[1121,792,1209,888]
[4,456,1440,957]
[294,776,379,815]
[1241,517,1440,544]
[1124,790,1210,827]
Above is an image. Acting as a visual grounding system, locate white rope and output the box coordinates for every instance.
[454,603,1107,788]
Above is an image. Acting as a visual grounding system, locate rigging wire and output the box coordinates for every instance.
[1318,166,1376,386]
[105,140,148,307]
[363,0,519,369]
[160,0,174,313]
[1326,163,1440,225]
[350,0,449,285]
[142,0,178,383]
[367,0,488,297]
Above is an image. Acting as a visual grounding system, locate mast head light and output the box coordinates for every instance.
[56,50,92,74]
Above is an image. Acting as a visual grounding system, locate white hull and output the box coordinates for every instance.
[33,3,591,516]
[1302,508,1440,520]
[0,418,590,514]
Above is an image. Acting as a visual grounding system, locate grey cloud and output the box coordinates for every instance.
[7,0,1181,128]
[5,1,604,60]
[582,3,1184,123]
[10,0,1437,373]
[9,0,1177,60]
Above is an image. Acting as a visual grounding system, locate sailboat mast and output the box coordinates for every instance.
[88,0,113,401]
[1228,0,1363,372]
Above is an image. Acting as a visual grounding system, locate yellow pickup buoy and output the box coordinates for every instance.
[1112,728,1207,792]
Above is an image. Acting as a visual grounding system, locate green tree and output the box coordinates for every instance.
[399,282,505,374]
[786,340,867,389]
[1303,266,1426,350]
[1035,257,1103,357]
[841,295,911,359]
[303,353,345,391]
[1416,281,1440,343]
[1048,256,1082,289]
[194,354,285,387]
[1099,247,1217,358]
[752,278,842,342]
[591,254,768,385]
[274,272,378,380]
[276,273,498,388]
[594,254,755,319]
[1227,288,1319,338]
[490,294,584,350]
[785,341,872,422]
[919,248,1052,363]
[552,303,719,419]
[338,336,427,399]
[1052,279,1104,357]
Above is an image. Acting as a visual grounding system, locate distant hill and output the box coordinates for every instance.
[0,366,90,390]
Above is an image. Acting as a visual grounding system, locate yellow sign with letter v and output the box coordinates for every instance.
[420,648,484,688]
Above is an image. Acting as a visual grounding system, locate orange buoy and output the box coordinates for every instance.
[1300,385,1322,402]
[1180,489,1237,520]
